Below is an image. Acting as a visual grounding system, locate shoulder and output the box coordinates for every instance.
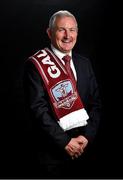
[24,50,41,75]
[72,51,95,77]
[72,51,92,67]
[24,48,43,67]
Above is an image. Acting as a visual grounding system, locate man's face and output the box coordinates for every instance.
[47,16,78,53]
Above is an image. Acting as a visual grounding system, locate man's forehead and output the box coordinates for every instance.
[55,17,77,27]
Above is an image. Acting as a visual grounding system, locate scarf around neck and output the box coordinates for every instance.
[29,48,89,131]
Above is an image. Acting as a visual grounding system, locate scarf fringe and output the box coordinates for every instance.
[58,108,89,131]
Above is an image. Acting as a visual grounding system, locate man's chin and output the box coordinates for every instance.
[61,47,72,53]
[61,49,71,53]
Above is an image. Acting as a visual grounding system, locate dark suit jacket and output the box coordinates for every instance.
[23,50,102,165]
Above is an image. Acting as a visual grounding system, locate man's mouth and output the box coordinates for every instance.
[62,40,72,43]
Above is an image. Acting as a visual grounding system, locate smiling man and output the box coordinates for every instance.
[23,10,102,178]
[47,13,78,53]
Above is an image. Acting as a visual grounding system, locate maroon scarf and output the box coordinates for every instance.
[29,48,89,131]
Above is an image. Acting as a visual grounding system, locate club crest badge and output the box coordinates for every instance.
[51,80,77,109]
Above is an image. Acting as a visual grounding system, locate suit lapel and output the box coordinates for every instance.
[72,54,80,90]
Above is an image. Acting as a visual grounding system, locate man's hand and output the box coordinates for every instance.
[76,135,88,150]
[65,135,88,159]
[65,137,83,157]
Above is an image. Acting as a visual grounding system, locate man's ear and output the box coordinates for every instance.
[46,28,52,39]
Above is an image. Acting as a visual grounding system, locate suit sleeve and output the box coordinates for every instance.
[84,59,102,143]
[23,60,71,149]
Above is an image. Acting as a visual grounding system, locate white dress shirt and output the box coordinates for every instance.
[51,45,77,80]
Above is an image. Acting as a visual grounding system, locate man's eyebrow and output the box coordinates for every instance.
[57,27,77,29]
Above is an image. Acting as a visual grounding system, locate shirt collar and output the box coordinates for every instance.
[51,44,72,60]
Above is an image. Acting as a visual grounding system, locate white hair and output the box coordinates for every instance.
[48,10,78,30]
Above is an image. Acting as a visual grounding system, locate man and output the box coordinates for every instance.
[23,10,101,178]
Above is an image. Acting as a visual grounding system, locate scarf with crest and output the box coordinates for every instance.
[29,48,89,131]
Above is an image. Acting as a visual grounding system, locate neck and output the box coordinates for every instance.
[51,44,72,57]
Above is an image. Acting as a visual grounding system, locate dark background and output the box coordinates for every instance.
[0,0,122,178]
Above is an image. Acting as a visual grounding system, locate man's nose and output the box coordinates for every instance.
[64,30,70,38]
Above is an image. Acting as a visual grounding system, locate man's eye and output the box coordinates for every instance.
[58,29,64,32]
[70,29,76,32]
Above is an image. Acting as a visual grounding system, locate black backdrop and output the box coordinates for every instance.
[0,0,122,178]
